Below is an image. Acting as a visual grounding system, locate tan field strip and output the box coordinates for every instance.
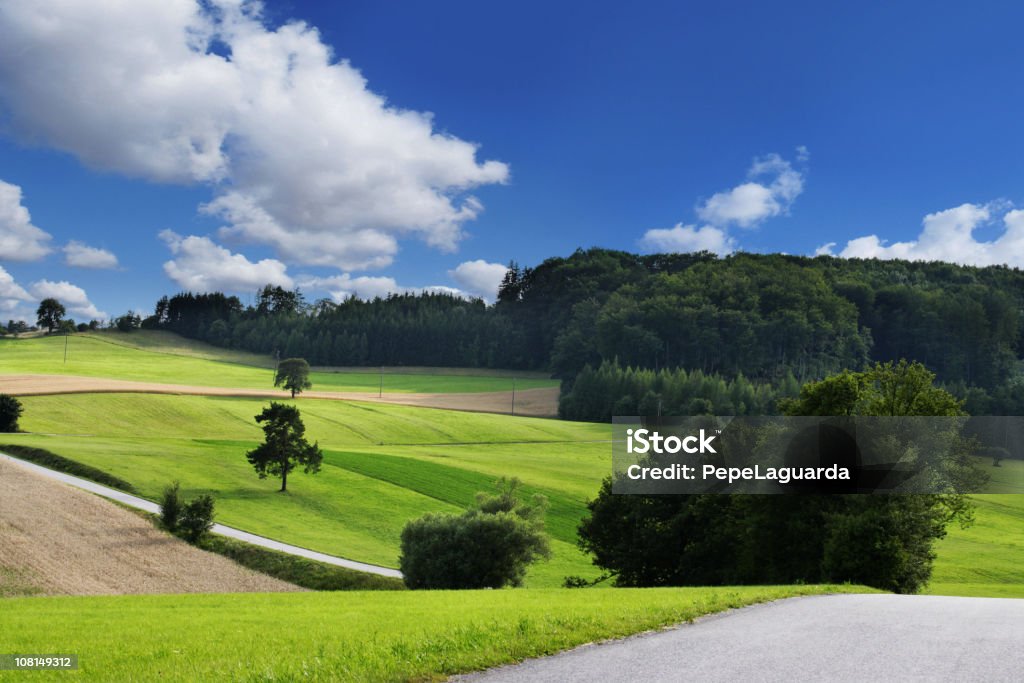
[0,374,560,417]
[0,459,301,596]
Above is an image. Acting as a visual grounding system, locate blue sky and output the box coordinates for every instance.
[1,0,1023,321]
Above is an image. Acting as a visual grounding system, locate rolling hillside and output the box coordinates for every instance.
[3,387,1021,594]
[2,393,612,586]
[0,332,558,393]
[0,459,298,596]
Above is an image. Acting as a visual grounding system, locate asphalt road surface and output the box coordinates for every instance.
[458,594,1024,682]
[0,451,402,578]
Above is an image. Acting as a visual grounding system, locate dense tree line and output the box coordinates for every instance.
[577,362,978,593]
[558,361,800,421]
[147,287,524,368]
[147,251,1024,414]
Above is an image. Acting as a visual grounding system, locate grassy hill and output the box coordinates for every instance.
[1,331,1020,594]
[926,460,1024,597]
[4,391,1022,594]
[3,393,611,586]
[0,585,868,681]
[0,332,557,393]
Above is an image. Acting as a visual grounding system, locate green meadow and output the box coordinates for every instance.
[4,390,1022,594]
[1,332,1020,594]
[926,472,1024,597]
[0,332,557,393]
[4,392,612,586]
[0,585,869,682]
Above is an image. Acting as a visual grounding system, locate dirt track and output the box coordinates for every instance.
[0,459,300,596]
[0,374,560,417]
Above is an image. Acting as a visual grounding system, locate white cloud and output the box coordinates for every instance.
[697,153,805,229]
[448,260,507,300]
[0,265,31,301]
[0,179,52,261]
[63,241,119,269]
[30,279,106,320]
[160,230,293,293]
[825,203,1024,267]
[0,1,508,271]
[638,223,735,256]
[0,265,33,319]
[814,242,836,256]
[298,274,468,302]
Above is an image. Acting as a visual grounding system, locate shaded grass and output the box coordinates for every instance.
[0,585,870,681]
[0,444,136,493]
[195,535,405,592]
[0,333,557,393]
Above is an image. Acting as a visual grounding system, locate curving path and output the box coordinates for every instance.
[457,593,1024,682]
[0,452,402,579]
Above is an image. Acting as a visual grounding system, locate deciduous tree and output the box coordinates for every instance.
[36,298,65,333]
[274,358,312,398]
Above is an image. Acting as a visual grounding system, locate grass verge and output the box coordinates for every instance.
[195,534,405,592]
[0,444,136,493]
[0,585,871,681]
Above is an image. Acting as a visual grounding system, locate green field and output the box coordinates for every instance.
[4,391,1022,594]
[4,393,612,586]
[0,585,868,681]
[0,332,557,393]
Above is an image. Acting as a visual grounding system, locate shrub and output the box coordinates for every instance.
[179,494,215,543]
[0,394,23,432]
[400,478,550,589]
[159,482,182,531]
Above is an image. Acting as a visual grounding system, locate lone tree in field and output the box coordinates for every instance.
[245,402,322,492]
[274,357,312,398]
[36,298,65,333]
[0,394,23,432]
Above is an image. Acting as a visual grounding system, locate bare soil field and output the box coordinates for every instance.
[0,374,560,417]
[0,459,300,596]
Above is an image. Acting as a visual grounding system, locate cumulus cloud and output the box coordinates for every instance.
[697,153,805,229]
[0,179,52,261]
[448,260,508,300]
[63,241,119,269]
[818,203,1024,267]
[0,265,33,317]
[0,1,508,271]
[640,149,805,256]
[638,224,735,256]
[30,279,106,320]
[298,274,467,302]
[160,230,293,293]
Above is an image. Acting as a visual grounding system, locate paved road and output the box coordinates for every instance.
[0,452,402,579]
[458,594,1024,682]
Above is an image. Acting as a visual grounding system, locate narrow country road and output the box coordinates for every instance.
[0,452,402,579]
[457,594,1024,682]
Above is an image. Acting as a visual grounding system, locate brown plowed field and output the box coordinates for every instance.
[0,459,301,596]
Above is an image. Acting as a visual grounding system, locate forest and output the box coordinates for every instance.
[143,249,1024,418]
